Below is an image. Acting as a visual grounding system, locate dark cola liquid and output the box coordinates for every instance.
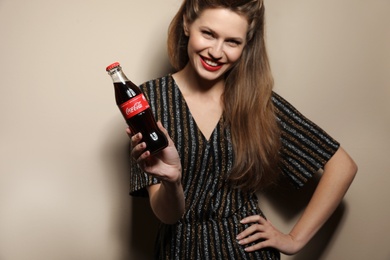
[114,81,168,155]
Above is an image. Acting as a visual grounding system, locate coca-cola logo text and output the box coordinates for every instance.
[120,94,150,119]
[126,101,143,116]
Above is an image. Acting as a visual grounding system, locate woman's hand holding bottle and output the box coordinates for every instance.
[127,121,182,184]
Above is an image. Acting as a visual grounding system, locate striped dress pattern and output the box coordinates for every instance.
[129,75,340,259]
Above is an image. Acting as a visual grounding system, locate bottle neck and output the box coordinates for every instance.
[108,67,129,83]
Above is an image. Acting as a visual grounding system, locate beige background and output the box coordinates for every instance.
[0,0,388,259]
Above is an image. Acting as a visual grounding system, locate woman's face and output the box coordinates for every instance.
[184,8,248,82]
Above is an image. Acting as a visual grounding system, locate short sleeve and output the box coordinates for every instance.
[129,161,160,197]
[272,92,340,188]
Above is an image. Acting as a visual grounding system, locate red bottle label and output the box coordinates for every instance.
[120,94,150,119]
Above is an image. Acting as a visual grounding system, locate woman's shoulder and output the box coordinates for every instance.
[271,91,298,117]
[138,74,178,111]
[271,91,312,126]
[139,74,174,90]
[271,90,333,139]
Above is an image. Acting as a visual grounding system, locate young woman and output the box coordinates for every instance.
[127,0,357,259]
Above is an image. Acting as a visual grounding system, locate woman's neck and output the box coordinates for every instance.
[172,63,225,97]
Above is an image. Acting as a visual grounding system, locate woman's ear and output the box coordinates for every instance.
[183,15,189,36]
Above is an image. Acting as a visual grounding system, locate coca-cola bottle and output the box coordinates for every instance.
[106,62,168,155]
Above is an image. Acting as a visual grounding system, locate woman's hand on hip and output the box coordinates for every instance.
[236,215,303,255]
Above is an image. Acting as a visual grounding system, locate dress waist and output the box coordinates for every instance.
[177,200,263,225]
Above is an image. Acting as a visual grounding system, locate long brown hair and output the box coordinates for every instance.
[168,0,281,192]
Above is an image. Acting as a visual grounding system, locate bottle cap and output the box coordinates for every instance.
[106,62,120,71]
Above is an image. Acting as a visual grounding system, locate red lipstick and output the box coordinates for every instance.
[200,57,223,72]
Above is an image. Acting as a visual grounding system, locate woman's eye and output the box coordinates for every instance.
[202,31,213,38]
[227,40,241,47]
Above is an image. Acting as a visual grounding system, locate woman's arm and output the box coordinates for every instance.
[237,146,357,254]
[129,122,185,224]
[147,181,185,224]
[286,146,357,252]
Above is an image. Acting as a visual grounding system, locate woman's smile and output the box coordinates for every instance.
[200,56,224,71]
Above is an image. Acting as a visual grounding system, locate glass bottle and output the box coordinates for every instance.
[106,62,168,155]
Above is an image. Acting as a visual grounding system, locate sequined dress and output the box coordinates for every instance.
[129,75,340,259]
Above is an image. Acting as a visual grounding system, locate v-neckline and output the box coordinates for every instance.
[171,75,223,143]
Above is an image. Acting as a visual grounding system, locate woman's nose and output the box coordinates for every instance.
[208,41,223,60]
